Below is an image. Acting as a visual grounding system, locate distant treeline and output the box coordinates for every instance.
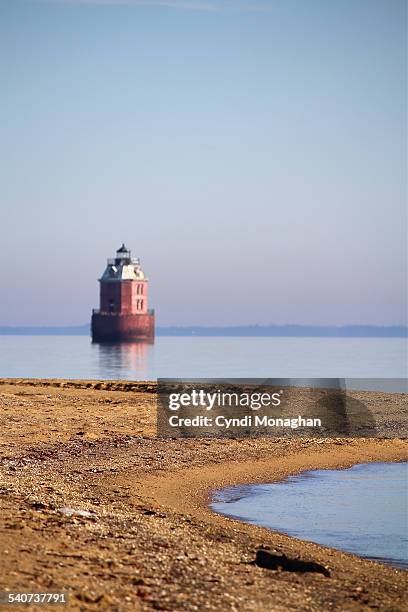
[0,325,90,335]
[158,325,407,337]
[0,325,406,337]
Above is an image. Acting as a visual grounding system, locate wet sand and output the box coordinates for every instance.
[0,379,407,611]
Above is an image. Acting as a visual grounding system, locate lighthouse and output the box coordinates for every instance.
[91,244,155,342]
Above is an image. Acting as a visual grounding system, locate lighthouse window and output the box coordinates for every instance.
[140,300,144,310]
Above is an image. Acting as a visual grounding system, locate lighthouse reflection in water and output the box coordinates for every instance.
[94,342,152,381]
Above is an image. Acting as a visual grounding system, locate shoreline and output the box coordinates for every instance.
[0,379,407,610]
[209,458,408,571]
[135,438,407,531]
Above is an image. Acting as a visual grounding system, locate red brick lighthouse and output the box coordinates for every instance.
[91,244,155,342]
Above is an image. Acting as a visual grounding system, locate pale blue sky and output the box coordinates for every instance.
[0,0,406,326]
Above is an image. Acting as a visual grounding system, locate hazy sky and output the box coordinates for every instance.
[1,0,406,326]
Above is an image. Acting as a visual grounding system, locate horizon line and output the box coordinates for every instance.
[0,323,406,338]
[1,324,407,329]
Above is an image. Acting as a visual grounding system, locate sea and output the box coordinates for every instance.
[0,335,406,384]
[212,462,408,570]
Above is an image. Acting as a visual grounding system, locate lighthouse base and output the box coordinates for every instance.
[91,312,155,343]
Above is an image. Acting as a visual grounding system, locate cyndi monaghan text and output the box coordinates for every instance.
[168,415,322,429]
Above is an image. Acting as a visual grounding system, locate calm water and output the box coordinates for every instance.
[212,462,408,569]
[0,335,406,383]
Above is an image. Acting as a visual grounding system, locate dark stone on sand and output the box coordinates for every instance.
[254,548,331,577]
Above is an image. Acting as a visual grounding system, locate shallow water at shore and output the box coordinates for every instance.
[212,462,408,569]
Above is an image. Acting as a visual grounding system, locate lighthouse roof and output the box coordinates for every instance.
[100,246,147,282]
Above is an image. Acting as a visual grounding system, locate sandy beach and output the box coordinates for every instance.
[0,379,407,611]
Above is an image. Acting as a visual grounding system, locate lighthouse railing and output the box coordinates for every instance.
[93,308,155,315]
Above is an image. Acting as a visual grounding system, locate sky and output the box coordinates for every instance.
[0,0,406,326]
